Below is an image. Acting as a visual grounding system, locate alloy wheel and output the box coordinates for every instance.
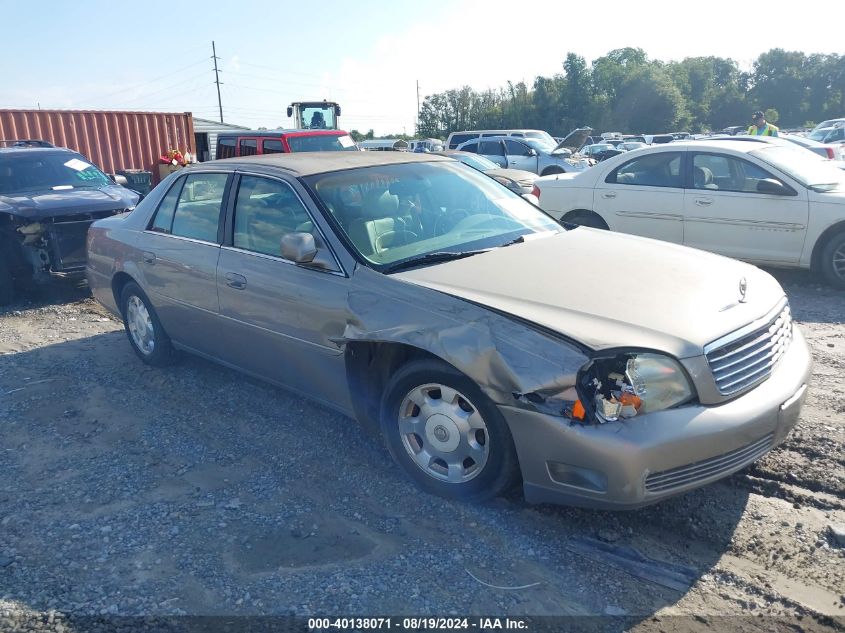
[397,383,490,483]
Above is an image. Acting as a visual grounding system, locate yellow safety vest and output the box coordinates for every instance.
[747,123,779,136]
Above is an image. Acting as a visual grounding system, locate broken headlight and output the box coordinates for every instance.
[572,352,694,424]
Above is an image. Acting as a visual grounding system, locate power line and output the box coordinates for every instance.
[93,58,211,103]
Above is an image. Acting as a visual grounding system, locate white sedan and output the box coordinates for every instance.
[533,140,845,288]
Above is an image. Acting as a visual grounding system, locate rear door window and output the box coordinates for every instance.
[217,137,236,159]
[262,139,285,154]
[239,139,258,157]
[479,140,505,157]
[169,173,229,242]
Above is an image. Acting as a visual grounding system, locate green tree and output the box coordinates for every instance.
[613,66,688,132]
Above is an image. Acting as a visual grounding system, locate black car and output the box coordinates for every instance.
[0,141,140,304]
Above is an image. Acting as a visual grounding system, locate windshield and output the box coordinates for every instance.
[752,146,845,192]
[523,138,555,152]
[304,161,561,270]
[300,105,337,129]
[287,134,358,152]
[0,152,112,194]
[456,153,499,171]
[524,131,557,146]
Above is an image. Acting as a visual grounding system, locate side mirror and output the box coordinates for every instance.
[527,148,538,157]
[280,232,317,263]
[286,106,293,118]
[335,105,342,117]
[757,178,793,196]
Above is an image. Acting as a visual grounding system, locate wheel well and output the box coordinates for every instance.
[540,167,564,176]
[810,221,845,273]
[344,341,441,436]
[111,272,136,312]
[561,209,609,229]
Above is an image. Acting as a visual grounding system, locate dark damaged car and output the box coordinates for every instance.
[0,142,139,304]
[86,152,812,509]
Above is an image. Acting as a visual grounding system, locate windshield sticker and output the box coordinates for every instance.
[52,185,74,190]
[64,158,93,171]
[338,135,355,148]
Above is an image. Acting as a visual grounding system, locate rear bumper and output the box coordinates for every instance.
[501,328,812,509]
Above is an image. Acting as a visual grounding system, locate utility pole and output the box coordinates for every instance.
[416,80,420,135]
[212,41,223,123]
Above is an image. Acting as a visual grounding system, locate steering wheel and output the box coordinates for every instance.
[434,208,471,235]
[375,229,419,253]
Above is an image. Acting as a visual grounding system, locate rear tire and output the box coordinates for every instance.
[0,257,14,306]
[120,282,176,366]
[541,167,565,176]
[563,210,609,230]
[380,359,519,502]
[819,230,845,289]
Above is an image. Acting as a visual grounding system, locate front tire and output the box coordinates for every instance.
[380,359,519,501]
[120,282,176,366]
[819,230,845,289]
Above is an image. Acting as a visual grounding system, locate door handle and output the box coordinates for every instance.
[142,252,156,264]
[694,198,713,206]
[601,192,617,199]
[224,272,247,289]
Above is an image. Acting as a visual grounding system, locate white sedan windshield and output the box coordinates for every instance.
[752,146,845,192]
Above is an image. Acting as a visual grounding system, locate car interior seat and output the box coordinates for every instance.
[693,166,718,190]
[347,189,416,257]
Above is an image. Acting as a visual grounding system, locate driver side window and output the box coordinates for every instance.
[233,176,313,257]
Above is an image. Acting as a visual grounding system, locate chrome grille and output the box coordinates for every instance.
[705,301,792,396]
[645,434,774,493]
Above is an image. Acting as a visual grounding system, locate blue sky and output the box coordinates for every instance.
[1,0,839,135]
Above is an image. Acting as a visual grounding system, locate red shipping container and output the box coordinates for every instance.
[0,109,195,184]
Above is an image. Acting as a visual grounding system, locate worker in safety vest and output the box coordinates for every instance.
[748,110,779,137]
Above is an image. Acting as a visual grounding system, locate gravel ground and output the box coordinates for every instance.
[0,270,843,632]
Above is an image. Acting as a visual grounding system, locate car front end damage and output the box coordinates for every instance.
[503,303,812,509]
[1,207,131,283]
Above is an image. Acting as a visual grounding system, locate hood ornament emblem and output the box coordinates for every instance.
[738,277,748,303]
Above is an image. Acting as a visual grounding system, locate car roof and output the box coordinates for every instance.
[0,146,75,157]
[196,151,452,176]
[641,140,766,153]
[217,129,349,139]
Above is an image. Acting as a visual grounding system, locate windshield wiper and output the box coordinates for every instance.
[497,231,559,247]
[382,250,488,273]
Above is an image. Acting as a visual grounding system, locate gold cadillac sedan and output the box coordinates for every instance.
[86,152,812,509]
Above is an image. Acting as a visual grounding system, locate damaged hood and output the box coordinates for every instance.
[554,127,593,153]
[0,186,138,220]
[393,230,785,359]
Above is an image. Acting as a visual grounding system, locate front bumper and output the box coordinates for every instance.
[502,328,812,509]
